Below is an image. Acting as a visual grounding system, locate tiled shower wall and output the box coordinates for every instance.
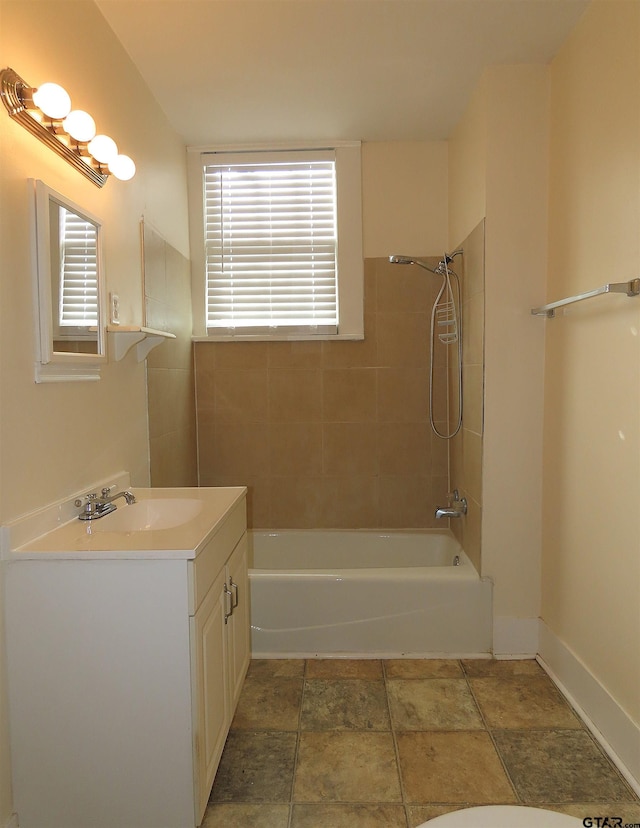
[144,222,198,487]
[194,258,450,529]
[449,220,485,572]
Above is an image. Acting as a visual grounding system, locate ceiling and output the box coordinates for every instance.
[96,0,589,146]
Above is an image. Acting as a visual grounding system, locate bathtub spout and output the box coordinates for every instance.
[435,496,467,519]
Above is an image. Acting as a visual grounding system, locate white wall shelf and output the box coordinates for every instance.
[107,326,176,362]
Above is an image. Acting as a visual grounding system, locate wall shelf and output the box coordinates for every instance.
[107,326,176,362]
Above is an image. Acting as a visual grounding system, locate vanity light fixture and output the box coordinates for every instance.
[0,67,136,187]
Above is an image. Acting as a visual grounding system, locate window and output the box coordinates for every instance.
[58,206,98,331]
[188,143,363,340]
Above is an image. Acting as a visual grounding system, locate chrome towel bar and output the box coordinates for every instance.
[531,278,640,318]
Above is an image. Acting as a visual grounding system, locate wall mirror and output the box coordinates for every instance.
[31,179,106,381]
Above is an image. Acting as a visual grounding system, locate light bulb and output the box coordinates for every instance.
[32,82,71,119]
[88,134,118,163]
[63,110,96,142]
[108,154,136,181]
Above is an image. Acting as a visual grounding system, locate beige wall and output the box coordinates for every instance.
[542,0,640,724]
[482,66,549,632]
[448,78,487,250]
[362,141,448,258]
[0,0,189,518]
[448,66,549,640]
[0,2,189,822]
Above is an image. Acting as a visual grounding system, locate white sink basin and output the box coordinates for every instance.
[92,498,203,532]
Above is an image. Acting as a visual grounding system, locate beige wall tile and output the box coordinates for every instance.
[463,428,483,504]
[363,258,377,315]
[269,476,326,528]
[462,292,484,367]
[201,474,271,529]
[376,312,430,367]
[215,369,269,423]
[269,423,323,476]
[377,369,429,422]
[147,367,169,440]
[212,341,269,370]
[323,423,379,475]
[194,364,216,410]
[378,423,431,475]
[376,257,434,313]
[268,341,323,369]
[322,315,378,368]
[377,476,433,528]
[462,496,482,573]
[448,431,463,491]
[462,363,484,436]
[195,341,216,371]
[430,428,450,476]
[145,235,197,488]
[244,479,272,528]
[430,365,449,423]
[431,475,450,508]
[320,476,379,528]
[323,368,377,422]
[269,369,322,421]
[212,423,270,478]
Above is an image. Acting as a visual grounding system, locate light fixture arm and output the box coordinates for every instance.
[0,67,132,188]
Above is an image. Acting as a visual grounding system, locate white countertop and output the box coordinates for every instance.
[7,487,247,561]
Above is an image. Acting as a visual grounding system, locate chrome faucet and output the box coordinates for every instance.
[75,488,136,521]
[100,488,137,506]
[435,489,468,520]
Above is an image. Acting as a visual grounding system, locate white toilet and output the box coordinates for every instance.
[420,805,584,826]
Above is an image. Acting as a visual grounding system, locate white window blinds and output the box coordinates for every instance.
[203,150,338,334]
[58,207,98,327]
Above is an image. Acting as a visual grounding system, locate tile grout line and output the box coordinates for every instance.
[382,659,412,828]
[461,662,523,806]
[285,659,310,828]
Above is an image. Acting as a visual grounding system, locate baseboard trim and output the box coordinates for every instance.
[492,616,539,658]
[252,651,493,660]
[538,620,640,796]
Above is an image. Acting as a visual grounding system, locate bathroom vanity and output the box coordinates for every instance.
[3,485,249,828]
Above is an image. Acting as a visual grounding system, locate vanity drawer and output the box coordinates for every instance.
[188,498,246,614]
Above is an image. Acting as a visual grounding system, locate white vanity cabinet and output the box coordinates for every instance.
[190,523,250,820]
[4,486,249,828]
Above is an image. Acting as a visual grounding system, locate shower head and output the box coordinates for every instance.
[389,255,439,274]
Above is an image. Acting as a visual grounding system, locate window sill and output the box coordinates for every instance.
[192,333,364,343]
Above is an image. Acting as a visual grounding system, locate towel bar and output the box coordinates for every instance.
[531,279,640,318]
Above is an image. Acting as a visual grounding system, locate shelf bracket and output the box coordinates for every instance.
[107,326,176,362]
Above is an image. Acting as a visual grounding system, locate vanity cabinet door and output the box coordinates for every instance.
[191,566,229,824]
[226,533,250,710]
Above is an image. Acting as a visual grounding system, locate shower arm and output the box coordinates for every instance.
[389,250,463,275]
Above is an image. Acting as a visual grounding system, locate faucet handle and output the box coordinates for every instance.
[75,492,97,507]
[74,493,100,518]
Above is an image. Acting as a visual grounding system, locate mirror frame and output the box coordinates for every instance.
[30,179,107,382]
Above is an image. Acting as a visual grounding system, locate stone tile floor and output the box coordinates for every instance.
[203,658,640,827]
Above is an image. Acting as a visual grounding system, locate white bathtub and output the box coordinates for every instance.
[248,530,493,658]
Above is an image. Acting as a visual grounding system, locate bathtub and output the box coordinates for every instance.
[248,530,493,658]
